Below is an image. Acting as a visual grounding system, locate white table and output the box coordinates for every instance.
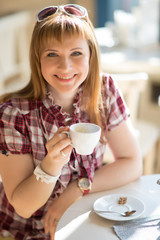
[55,174,160,240]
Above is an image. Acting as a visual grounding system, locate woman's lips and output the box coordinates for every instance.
[55,74,76,82]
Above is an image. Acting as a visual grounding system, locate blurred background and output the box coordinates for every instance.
[0,0,160,174]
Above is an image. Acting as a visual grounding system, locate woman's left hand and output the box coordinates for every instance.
[43,180,82,240]
[43,197,64,240]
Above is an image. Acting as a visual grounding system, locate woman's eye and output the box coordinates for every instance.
[72,51,82,56]
[47,52,57,57]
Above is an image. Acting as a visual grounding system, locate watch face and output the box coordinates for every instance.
[79,178,91,190]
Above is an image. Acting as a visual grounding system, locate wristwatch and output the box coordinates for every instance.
[78,177,92,196]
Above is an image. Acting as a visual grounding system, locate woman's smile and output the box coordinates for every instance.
[55,74,77,82]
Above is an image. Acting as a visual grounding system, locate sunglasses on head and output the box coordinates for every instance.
[37,4,88,22]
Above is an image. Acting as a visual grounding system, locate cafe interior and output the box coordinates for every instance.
[0,0,160,176]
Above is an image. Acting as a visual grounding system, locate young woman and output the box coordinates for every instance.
[0,4,142,240]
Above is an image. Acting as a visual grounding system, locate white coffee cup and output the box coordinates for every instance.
[66,123,101,155]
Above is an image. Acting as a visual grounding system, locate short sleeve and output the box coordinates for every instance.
[102,74,130,131]
[0,103,31,155]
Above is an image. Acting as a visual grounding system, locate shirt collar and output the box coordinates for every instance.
[45,86,83,115]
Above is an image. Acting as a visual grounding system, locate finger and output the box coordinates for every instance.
[49,219,59,240]
[44,215,49,234]
[58,126,69,133]
[55,127,70,142]
[55,126,69,137]
[44,216,58,240]
[46,133,67,148]
[60,144,73,158]
[46,126,70,147]
[50,138,72,159]
[44,216,57,236]
[46,133,71,154]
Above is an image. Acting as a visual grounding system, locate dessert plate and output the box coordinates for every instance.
[93,194,145,221]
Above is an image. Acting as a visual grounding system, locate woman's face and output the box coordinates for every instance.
[40,33,90,98]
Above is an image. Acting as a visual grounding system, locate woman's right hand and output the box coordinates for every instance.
[41,126,72,176]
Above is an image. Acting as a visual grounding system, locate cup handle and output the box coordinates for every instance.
[62,131,73,147]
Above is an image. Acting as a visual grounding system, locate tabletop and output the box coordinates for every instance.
[55,174,160,240]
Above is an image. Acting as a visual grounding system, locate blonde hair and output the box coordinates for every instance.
[0,10,106,142]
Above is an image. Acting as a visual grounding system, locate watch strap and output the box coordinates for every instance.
[82,189,90,196]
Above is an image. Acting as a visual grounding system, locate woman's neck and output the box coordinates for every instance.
[49,88,76,114]
[60,98,74,114]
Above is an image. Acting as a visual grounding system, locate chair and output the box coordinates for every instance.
[103,72,160,175]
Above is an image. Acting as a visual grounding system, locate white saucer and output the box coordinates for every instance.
[93,194,145,221]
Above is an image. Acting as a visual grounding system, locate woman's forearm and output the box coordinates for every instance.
[11,173,57,218]
[90,120,143,193]
[91,156,142,193]
[11,170,83,219]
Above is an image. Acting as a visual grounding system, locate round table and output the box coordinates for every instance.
[56,174,160,240]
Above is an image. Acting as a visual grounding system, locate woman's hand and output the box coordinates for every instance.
[41,126,73,176]
[43,180,83,240]
[43,197,64,240]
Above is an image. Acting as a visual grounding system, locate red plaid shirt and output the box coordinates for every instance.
[0,74,129,239]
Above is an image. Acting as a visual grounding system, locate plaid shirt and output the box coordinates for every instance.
[0,74,129,239]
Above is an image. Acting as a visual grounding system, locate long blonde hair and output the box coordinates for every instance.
[0,10,106,142]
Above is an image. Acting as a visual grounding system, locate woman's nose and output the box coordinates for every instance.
[58,57,71,70]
